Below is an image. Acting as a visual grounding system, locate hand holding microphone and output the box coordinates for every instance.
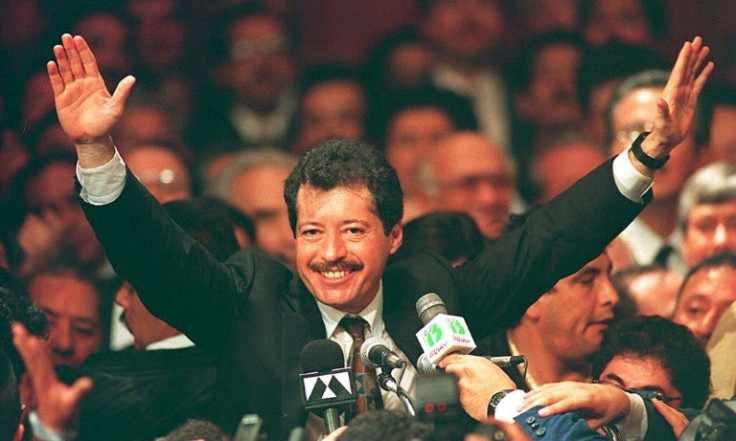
[415,293,477,364]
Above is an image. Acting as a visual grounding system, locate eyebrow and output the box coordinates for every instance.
[572,267,600,281]
[602,373,625,386]
[637,385,667,395]
[40,307,99,326]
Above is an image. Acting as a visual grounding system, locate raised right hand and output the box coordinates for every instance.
[48,34,135,150]
[12,323,93,433]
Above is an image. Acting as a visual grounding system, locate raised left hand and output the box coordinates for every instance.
[642,37,714,162]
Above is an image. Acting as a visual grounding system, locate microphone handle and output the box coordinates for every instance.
[324,408,341,434]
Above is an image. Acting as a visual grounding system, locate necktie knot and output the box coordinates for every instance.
[340,316,368,345]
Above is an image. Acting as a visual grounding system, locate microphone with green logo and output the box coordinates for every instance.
[415,293,477,365]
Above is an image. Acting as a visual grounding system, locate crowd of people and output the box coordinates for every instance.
[1,0,736,440]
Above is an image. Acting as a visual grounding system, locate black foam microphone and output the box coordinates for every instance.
[360,337,406,370]
[299,340,358,434]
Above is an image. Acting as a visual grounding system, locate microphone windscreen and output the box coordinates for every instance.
[300,339,344,373]
[359,337,388,368]
[416,353,441,375]
[415,293,447,324]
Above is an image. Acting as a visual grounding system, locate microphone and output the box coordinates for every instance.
[299,340,358,434]
[487,355,527,368]
[415,293,477,364]
[417,353,441,375]
[417,353,527,375]
[360,337,406,370]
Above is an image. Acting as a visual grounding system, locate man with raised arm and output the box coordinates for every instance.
[46,33,711,439]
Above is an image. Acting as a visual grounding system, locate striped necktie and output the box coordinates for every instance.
[339,316,384,417]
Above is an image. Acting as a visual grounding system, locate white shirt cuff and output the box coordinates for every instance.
[612,149,654,203]
[615,392,648,441]
[76,149,127,206]
[494,389,526,423]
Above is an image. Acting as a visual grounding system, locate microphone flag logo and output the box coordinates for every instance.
[300,367,359,411]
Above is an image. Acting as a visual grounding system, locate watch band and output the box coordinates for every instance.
[487,388,515,417]
[630,131,669,170]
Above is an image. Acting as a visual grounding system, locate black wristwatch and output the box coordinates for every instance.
[487,389,515,417]
[631,131,669,170]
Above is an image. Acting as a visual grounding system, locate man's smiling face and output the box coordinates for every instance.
[294,184,402,314]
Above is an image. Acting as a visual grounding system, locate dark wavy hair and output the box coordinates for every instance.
[592,315,710,409]
[283,139,403,236]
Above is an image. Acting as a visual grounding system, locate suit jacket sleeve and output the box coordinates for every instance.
[456,157,645,337]
[80,171,292,355]
[514,406,608,441]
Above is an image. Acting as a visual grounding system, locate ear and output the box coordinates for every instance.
[388,222,403,255]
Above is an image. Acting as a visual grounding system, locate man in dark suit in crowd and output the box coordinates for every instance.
[46,33,710,440]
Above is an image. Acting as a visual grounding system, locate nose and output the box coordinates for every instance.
[50,322,74,358]
[115,283,130,308]
[599,277,619,308]
[475,177,510,205]
[321,231,347,263]
[697,310,719,343]
[712,223,729,250]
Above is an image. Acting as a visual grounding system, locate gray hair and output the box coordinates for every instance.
[678,161,736,232]
[206,148,298,202]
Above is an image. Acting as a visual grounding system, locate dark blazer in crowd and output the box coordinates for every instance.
[59,347,218,441]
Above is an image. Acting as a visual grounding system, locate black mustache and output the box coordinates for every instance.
[309,259,364,272]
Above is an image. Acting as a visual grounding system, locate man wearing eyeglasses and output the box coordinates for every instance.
[593,315,710,411]
[607,70,703,268]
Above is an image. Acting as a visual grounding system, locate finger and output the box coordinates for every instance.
[12,323,56,392]
[652,399,689,434]
[70,377,94,402]
[692,45,710,75]
[522,388,558,410]
[685,37,703,80]
[691,61,714,100]
[63,33,85,80]
[47,61,65,97]
[668,41,692,88]
[53,43,74,86]
[655,97,670,121]
[72,35,100,78]
[441,362,462,376]
[438,353,465,368]
[537,398,577,417]
[110,75,136,107]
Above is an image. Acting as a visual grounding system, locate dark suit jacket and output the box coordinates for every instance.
[58,347,218,441]
[81,158,643,439]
